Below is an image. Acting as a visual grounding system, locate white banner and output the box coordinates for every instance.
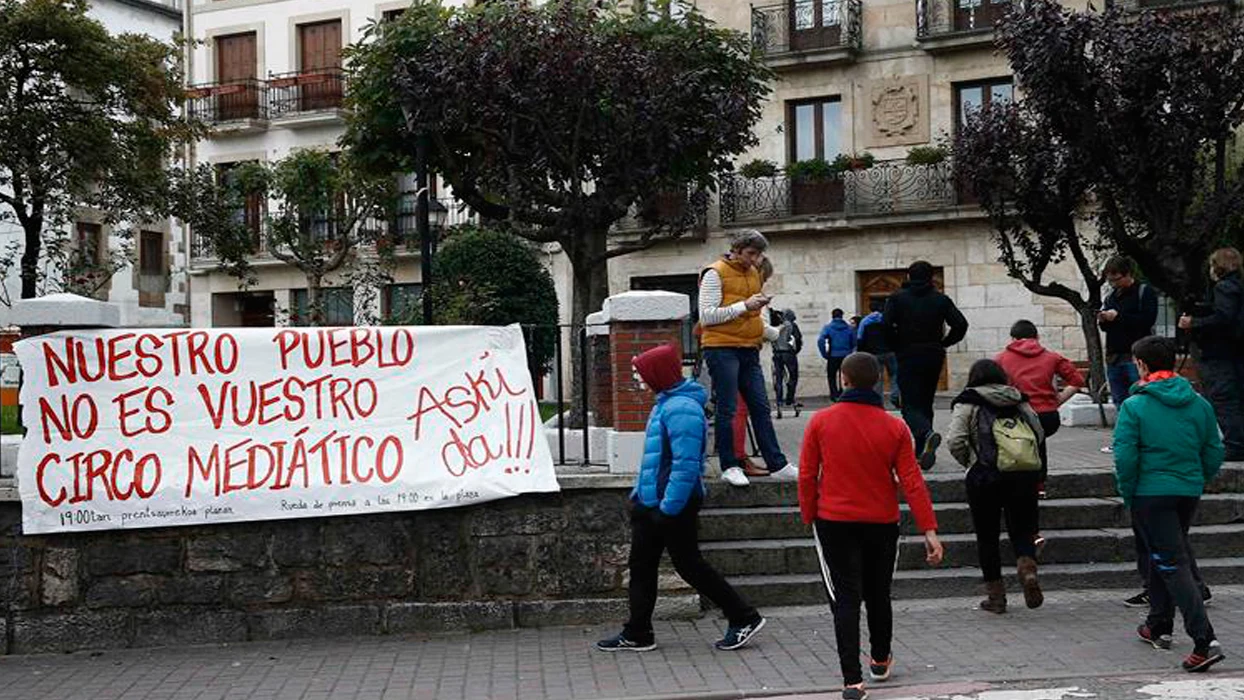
[13,325,559,534]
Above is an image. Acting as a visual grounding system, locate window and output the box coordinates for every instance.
[381,8,405,22]
[790,0,843,50]
[74,222,104,264]
[215,32,258,120]
[290,287,354,326]
[139,231,164,276]
[954,78,1013,133]
[217,162,264,243]
[788,97,843,163]
[384,283,423,322]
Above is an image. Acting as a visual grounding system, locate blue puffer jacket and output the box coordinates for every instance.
[817,318,856,359]
[631,379,708,516]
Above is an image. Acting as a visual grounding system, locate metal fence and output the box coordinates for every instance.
[524,323,609,468]
[917,0,1009,38]
[612,188,710,237]
[269,69,345,119]
[751,0,862,55]
[186,79,269,124]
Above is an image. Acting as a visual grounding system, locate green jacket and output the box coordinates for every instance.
[1113,376,1224,508]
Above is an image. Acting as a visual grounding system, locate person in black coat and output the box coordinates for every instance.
[1180,247,1244,462]
[881,260,969,471]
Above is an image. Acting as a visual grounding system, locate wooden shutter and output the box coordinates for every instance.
[215,33,258,119]
[298,21,343,110]
[140,231,164,276]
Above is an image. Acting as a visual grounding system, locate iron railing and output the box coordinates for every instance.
[269,68,345,119]
[613,188,709,235]
[720,159,960,223]
[374,196,477,248]
[751,0,862,55]
[186,79,269,124]
[917,0,1011,38]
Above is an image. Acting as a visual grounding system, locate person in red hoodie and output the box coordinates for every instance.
[798,352,943,700]
[994,319,1085,491]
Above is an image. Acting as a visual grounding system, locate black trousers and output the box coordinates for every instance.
[826,356,845,400]
[1133,496,1215,646]
[1132,506,1207,596]
[814,520,899,687]
[896,350,945,454]
[624,498,757,641]
[1036,411,1060,484]
[1201,357,1244,459]
[773,351,799,405]
[966,469,1039,582]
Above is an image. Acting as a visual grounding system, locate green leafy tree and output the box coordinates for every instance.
[0,0,195,302]
[424,226,560,375]
[175,149,398,326]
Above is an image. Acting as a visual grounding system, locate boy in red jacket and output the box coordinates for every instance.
[798,352,943,700]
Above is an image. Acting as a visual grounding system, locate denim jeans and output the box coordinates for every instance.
[704,347,788,471]
[873,352,901,408]
[1107,355,1140,407]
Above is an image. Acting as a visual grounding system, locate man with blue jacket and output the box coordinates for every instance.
[596,344,766,653]
[818,308,856,400]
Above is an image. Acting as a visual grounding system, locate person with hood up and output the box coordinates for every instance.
[1115,336,1225,673]
[597,344,767,653]
[947,359,1046,614]
[882,261,970,470]
[772,308,804,415]
[817,309,856,401]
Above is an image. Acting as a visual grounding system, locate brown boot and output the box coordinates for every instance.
[980,579,1006,614]
[1017,556,1044,609]
[741,459,768,478]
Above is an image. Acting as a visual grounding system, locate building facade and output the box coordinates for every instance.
[0,0,187,329]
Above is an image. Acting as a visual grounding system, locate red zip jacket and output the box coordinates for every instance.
[797,394,937,531]
[994,338,1084,414]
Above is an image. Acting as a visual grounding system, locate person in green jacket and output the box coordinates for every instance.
[1114,336,1225,673]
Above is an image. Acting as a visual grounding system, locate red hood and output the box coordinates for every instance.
[1004,338,1047,358]
[632,344,684,393]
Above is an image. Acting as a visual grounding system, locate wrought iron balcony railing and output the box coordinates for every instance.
[366,196,478,249]
[720,160,960,224]
[269,68,345,119]
[613,189,709,237]
[186,79,269,124]
[917,0,1010,38]
[751,0,862,57]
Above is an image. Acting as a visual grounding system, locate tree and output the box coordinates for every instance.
[424,226,560,378]
[343,0,770,328]
[175,149,397,326]
[992,0,1244,307]
[956,105,1109,392]
[0,0,195,302]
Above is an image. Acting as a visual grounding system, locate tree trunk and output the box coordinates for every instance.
[1077,305,1107,400]
[565,232,610,430]
[306,273,324,326]
[20,216,42,300]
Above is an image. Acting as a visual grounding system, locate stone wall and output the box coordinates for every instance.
[0,483,682,655]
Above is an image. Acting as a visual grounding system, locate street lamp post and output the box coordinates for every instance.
[415,134,433,325]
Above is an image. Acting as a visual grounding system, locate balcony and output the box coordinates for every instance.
[612,189,709,241]
[186,79,269,134]
[1119,0,1238,10]
[719,160,976,229]
[751,0,862,70]
[269,69,346,128]
[916,0,1008,52]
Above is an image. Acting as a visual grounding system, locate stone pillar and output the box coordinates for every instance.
[592,291,689,473]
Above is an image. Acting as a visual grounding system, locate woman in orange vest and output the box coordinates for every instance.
[699,230,795,487]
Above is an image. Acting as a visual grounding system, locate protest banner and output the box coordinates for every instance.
[13,325,559,534]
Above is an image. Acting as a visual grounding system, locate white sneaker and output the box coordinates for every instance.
[721,466,750,487]
[768,464,799,482]
[1100,445,1114,454]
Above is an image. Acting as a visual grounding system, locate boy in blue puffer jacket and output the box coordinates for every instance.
[818,309,856,400]
[596,344,766,653]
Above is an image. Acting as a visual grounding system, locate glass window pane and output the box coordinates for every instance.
[794,103,816,161]
[793,0,815,29]
[991,82,1013,105]
[958,86,983,125]
[823,0,842,26]
[821,100,842,160]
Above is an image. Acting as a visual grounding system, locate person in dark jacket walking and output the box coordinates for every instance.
[1180,247,1244,463]
[1099,256,1158,416]
[596,344,766,653]
[857,301,900,409]
[773,309,804,411]
[818,309,856,400]
[882,261,969,470]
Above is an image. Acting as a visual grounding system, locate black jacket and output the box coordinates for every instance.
[1100,282,1158,357]
[1191,271,1243,360]
[881,279,969,356]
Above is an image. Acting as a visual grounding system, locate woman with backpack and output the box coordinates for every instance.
[947,359,1047,614]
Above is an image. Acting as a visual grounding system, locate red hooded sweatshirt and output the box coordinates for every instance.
[994,338,1085,414]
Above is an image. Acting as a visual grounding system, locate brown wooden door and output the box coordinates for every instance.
[216,32,258,120]
[857,269,951,390]
[953,0,1009,32]
[299,20,343,110]
[789,0,842,51]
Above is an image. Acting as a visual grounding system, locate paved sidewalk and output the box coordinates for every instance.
[2,587,1242,700]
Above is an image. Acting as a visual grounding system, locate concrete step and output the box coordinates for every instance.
[720,557,1244,606]
[699,465,1244,510]
[697,493,1244,541]
[699,523,1244,576]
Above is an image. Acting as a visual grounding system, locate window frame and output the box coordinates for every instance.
[785,96,844,164]
[953,77,1014,136]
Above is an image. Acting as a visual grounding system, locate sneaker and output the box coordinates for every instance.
[1100,444,1114,454]
[714,616,766,650]
[768,464,799,482]
[1137,624,1173,650]
[842,684,869,700]
[1033,535,1046,557]
[595,632,656,652]
[721,466,750,487]
[1183,641,1225,672]
[1123,591,1150,608]
[868,655,893,682]
[918,433,941,471]
[1036,481,1047,499]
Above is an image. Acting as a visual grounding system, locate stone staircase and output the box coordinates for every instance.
[694,465,1244,606]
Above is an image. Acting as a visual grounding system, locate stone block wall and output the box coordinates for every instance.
[0,486,650,654]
